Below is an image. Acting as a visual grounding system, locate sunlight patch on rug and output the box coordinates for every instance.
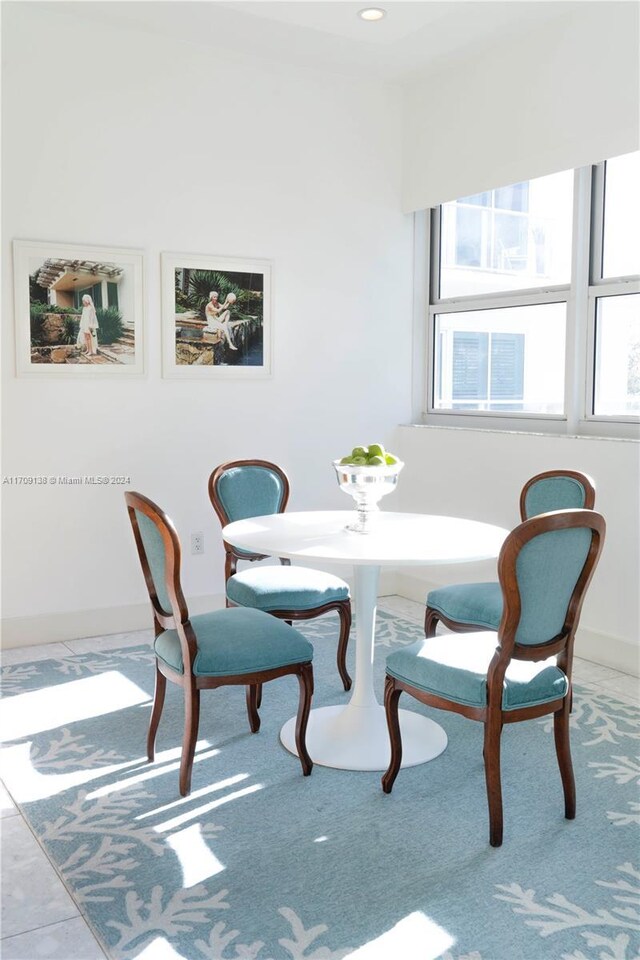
[345,911,454,959]
[153,782,264,832]
[135,772,248,821]
[0,670,149,739]
[166,823,226,887]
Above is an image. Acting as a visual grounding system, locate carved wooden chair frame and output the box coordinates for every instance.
[125,491,313,797]
[384,508,606,846]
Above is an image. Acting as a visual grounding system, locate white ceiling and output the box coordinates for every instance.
[55,0,581,83]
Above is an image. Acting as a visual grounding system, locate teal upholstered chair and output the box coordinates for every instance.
[125,491,314,797]
[383,508,606,846]
[424,470,596,638]
[209,461,352,697]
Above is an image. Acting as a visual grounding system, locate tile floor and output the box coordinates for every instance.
[0,598,637,959]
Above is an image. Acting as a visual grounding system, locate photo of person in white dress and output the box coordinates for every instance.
[204,290,247,350]
[76,294,99,357]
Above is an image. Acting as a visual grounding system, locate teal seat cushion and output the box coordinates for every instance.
[155,607,313,677]
[386,632,568,711]
[227,566,349,612]
[427,582,503,630]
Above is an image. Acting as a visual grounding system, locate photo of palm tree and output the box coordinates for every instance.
[174,268,264,366]
[162,253,271,378]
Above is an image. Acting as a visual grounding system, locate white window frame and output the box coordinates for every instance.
[421,163,640,439]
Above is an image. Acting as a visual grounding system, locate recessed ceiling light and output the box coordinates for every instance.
[358,8,386,21]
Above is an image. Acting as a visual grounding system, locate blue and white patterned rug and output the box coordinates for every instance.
[1,611,638,960]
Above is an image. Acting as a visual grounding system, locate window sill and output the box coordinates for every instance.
[402,422,640,443]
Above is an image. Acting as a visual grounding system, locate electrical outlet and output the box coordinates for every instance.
[191,532,204,555]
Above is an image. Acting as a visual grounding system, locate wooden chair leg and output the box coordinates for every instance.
[554,695,576,819]
[294,664,314,776]
[147,662,166,762]
[382,676,403,793]
[255,683,263,709]
[337,601,353,691]
[246,684,261,733]
[483,713,504,847]
[424,606,440,638]
[179,683,200,797]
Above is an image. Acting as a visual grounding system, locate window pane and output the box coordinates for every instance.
[459,190,491,207]
[439,170,573,298]
[495,182,529,212]
[602,152,640,279]
[434,303,566,413]
[594,294,640,416]
[454,206,484,266]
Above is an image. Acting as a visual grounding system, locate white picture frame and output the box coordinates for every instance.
[13,239,145,378]
[161,251,272,379]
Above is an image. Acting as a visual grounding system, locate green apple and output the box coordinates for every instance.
[367,455,386,466]
[367,443,385,459]
[351,446,368,459]
[351,455,367,465]
[385,453,399,465]
[339,456,352,464]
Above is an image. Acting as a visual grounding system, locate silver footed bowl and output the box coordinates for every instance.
[332,459,404,534]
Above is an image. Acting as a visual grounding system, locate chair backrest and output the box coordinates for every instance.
[209,460,290,526]
[125,491,189,631]
[519,470,596,521]
[209,460,291,570]
[497,509,605,657]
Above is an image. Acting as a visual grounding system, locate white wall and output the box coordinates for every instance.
[393,425,640,675]
[403,2,640,210]
[1,4,413,644]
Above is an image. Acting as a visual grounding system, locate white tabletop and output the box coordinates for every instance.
[222,510,508,567]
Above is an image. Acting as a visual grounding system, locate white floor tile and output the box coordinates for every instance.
[1,817,79,939]
[1,643,70,667]
[598,673,639,703]
[64,629,153,655]
[0,916,107,959]
[378,596,425,623]
[572,658,630,684]
[0,778,18,818]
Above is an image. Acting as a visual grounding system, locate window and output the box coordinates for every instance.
[593,294,640,416]
[590,151,640,421]
[73,283,103,309]
[439,170,573,298]
[427,153,640,432]
[107,282,119,309]
[435,305,564,413]
[601,152,640,279]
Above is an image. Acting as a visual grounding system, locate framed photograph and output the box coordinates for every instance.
[161,251,272,378]
[13,240,145,377]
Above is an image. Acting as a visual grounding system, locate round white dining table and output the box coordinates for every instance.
[222,510,508,772]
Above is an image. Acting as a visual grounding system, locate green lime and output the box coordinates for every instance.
[339,456,352,464]
[367,443,385,458]
[351,446,368,459]
[351,456,367,465]
[385,453,399,465]
[367,455,386,466]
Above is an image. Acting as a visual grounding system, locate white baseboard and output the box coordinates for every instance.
[396,572,639,678]
[1,572,399,651]
[572,628,640,678]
